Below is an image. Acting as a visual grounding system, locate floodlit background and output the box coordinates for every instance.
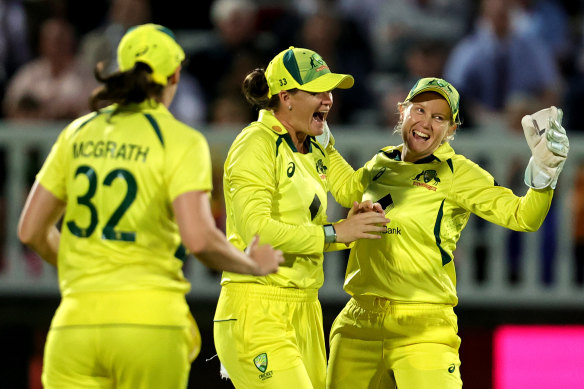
[1,1,583,388]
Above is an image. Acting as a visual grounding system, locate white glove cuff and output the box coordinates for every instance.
[524,157,564,189]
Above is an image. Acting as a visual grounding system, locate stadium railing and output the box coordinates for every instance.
[0,121,582,308]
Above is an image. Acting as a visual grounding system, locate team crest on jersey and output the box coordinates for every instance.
[253,353,273,380]
[316,159,328,179]
[412,170,440,191]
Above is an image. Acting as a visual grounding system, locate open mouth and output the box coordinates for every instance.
[413,130,430,141]
[313,111,327,123]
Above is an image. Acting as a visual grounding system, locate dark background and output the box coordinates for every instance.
[1,1,583,388]
[2,295,584,388]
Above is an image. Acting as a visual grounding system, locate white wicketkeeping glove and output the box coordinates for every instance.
[522,106,569,189]
[316,121,335,148]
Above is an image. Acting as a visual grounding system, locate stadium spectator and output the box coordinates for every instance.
[79,0,206,127]
[325,77,569,388]
[213,46,389,388]
[79,0,151,74]
[2,17,97,121]
[377,38,451,128]
[443,0,561,129]
[0,0,32,114]
[511,0,571,74]
[16,23,283,388]
[343,0,472,74]
[186,0,277,122]
[292,6,375,124]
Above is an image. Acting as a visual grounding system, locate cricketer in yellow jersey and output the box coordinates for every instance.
[324,77,569,389]
[17,24,283,389]
[213,47,390,389]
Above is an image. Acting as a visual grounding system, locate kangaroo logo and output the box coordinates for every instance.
[414,170,440,185]
[309,54,325,69]
[316,159,328,175]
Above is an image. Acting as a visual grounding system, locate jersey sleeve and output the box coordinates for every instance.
[36,128,68,201]
[166,130,213,201]
[326,144,370,208]
[451,159,553,232]
[227,130,325,255]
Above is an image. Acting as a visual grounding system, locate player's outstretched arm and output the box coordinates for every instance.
[173,191,283,276]
[522,106,569,189]
[17,180,65,266]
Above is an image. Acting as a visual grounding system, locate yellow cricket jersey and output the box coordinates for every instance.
[330,142,553,306]
[37,100,212,297]
[221,109,346,289]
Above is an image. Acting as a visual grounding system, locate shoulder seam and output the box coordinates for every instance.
[143,113,164,146]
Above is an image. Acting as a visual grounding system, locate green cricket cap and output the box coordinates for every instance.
[117,23,185,86]
[406,77,460,123]
[265,46,354,97]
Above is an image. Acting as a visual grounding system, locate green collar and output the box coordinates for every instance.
[381,142,455,163]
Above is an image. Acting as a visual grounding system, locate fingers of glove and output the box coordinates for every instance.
[545,121,569,157]
[546,134,569,157]
[556,107,563,125]
[548,110,567,135]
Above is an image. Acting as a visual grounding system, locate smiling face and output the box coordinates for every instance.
[399,92,457,163]
[278,89,333,138]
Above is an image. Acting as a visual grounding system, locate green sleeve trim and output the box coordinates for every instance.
[434,199,453,266]
[73,112,100,134]
[446,158,454,173]
[143,113,164,146]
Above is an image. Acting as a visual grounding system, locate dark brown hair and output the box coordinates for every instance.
[89,62,165,112]
[241,68,281,110]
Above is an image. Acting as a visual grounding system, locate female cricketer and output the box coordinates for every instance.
[17,23,283,389]
[212,47,390,389]
[325,77,569,389]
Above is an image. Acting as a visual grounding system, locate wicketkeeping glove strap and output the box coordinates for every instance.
[524,156,563,189]
[522,106,569,189]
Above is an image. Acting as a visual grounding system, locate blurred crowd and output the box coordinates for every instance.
[0,0,583,131]
[0,0,583,286]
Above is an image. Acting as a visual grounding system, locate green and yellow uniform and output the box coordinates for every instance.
[214,109,347,389]
[38,101,210,389]
[326,142,553,389]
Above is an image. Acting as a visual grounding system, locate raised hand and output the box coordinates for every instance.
[521,106,569,189]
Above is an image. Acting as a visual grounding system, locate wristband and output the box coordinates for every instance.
[323,224,337,243]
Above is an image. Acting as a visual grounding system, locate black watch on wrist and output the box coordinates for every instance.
[323,224,337,243]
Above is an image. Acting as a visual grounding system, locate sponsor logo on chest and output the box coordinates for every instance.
[412,169,440,191]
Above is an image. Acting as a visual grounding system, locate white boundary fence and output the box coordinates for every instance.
[0,122,582,309]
